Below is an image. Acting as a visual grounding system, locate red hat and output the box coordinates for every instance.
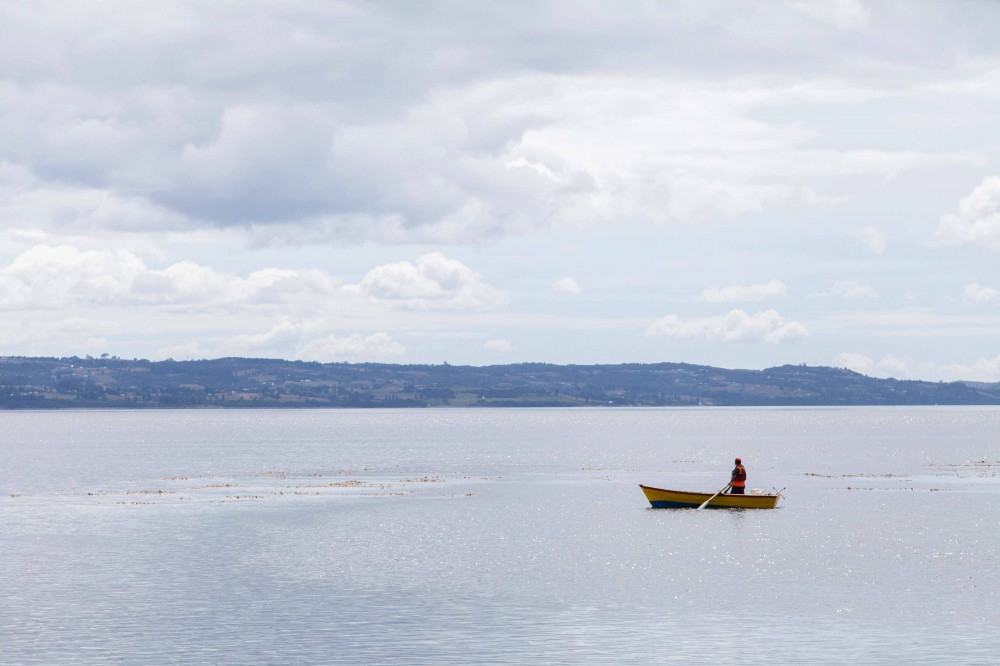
[735,457,742,463]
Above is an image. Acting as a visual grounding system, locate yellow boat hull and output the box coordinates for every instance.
[639,484,780,509]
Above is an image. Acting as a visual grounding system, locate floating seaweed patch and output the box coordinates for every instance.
[805,472,903,479]
[211,495,266,502]
[401,476,443,484]
[846,486,935,492]
[927,461,1000,478]
[293,480,369,489]
[841,473,901,478]
[74,469,477,508]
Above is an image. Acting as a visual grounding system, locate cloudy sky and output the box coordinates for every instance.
[2,1,1000,380]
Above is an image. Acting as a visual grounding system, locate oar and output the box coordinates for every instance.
[698,483,731,510]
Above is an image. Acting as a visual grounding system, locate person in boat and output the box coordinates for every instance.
[728,457,747,494]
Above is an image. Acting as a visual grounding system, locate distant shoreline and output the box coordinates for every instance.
[3,355,999,409]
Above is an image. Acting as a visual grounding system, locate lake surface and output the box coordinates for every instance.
[2,407,999,664]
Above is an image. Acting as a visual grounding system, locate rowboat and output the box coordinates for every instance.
[639,484,780,509]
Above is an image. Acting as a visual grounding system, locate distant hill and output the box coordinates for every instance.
[2,355,999,408]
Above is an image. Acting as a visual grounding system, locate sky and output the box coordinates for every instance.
[2,1,1000,381]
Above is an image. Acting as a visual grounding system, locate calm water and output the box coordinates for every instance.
[2,407,999,664]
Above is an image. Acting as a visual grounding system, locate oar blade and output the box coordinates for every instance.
[697,484,730,510]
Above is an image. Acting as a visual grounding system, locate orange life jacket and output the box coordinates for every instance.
[731,464,747,487]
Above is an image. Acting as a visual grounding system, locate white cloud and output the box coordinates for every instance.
[833,352,910,378]
[645,309,808,344]
[0,245,508,361]
[698,279,786,303]
[967,354,1000,379]
[349,252,507,310]
[156,341,205,361]
[2,12,981,246]
[832,352,875,374]
[832,280,878,299]
[0,245,339,309]
[0,245,147,308]
[934,176,1000,248]
[240,268,339,304]
[0,163,192,234]
[834,351,1000,382]
[554,276,581,295]
[297,332,405,361]
[228,318,304,354]
[962,282,999,304]
[858,225,887,255]
[810,280,878,299]
[484,339,514,352]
